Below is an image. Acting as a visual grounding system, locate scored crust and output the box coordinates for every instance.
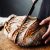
[17,21,47,46]
[4,14,27,41]
[4,14,47,47]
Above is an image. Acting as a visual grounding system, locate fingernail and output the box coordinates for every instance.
[39,22,43,25]
[42,36,44,39]
[45,41,47,44]
[39,23,41,25]
[42,34,45,39]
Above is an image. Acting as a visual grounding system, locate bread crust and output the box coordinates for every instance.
[4,14,47,47]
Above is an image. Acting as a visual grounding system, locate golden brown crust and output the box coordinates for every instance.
[4,15,47,47]
[4,15,28,42]
[24,20,40,39]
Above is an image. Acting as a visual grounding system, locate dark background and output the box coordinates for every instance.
[0,0,42,17]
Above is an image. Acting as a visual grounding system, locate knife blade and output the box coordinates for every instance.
[27,0,38,17]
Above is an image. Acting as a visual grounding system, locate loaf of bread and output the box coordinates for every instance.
[4,14,47,47]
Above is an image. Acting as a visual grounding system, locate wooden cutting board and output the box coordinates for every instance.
[0,29,50,50]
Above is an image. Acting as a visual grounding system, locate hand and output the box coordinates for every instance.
[39,17,50,44]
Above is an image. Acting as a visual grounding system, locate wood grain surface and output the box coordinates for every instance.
[0,29,50,50]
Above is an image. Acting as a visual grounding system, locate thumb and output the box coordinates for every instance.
[39,17,50,25]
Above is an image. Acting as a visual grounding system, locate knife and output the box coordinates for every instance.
[27,0,38,16]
